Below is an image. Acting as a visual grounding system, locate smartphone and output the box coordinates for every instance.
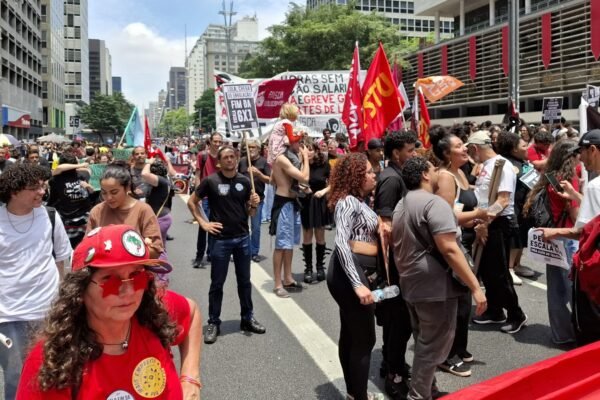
[545,172,564,193]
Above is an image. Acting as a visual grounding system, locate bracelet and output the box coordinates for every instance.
[180,375,202,388]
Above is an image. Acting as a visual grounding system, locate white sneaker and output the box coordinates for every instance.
[514,265,535,277]
[510,269,522,285]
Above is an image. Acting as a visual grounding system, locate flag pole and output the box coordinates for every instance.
[119,107,137,148]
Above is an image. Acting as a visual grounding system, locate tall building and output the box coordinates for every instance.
[41,0,66,134]
[186,16,260,114]
[306,0,454,41]
[167,67,186,110]
[112,76,122,93]
[89,39,112,101]
[64,0,89,136]
[0,0,44,138]
[405,0,600,124]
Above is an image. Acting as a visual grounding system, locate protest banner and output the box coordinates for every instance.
[89,164,107,191]
[222,83,259,131]
[112,148,133,161]
[526,229,569,269]
[541,97,563,124]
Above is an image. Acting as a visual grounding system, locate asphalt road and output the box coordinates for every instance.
[0,196,571,400]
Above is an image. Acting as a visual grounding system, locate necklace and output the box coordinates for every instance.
[6,209,35,234]
[98,321,132,350]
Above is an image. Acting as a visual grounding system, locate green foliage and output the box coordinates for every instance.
[159,108,191,138]
[238,1,420,78]
[79,93,134,133]
[192,89,216,132]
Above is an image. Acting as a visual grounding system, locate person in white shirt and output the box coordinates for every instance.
[0,163,72,400]
[466,131,528,334]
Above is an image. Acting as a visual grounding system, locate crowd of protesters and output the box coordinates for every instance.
[1,101,600,400]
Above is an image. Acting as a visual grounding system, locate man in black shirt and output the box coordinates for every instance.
[187,146,266,344]
[238,138,271,262]
[374,130,418,399]
[130,146,151,200]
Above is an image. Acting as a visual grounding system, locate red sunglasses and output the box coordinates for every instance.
[90,270,152,297]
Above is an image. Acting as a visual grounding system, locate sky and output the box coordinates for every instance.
[88,0,290,110]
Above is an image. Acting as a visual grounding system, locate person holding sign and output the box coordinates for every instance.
[523,140,581,344]
[467,131,528,334]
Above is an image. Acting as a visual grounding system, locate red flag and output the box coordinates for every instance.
[592,0,600,60]
[255,79,298,118]
[541,13,552,69]
[143,115,152,152]
[413,88,431,148]
[388,58,403,131]
[342,42,364,150]
[361,42,401,142]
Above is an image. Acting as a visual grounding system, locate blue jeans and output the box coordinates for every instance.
[250,201,264,257]
[0,320,41,400]
[208,235,254,325]
[262,184,274,222]
[195,198,214,261]
[546,238,578,343]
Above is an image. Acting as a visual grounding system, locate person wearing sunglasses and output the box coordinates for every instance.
[16,225,201,399]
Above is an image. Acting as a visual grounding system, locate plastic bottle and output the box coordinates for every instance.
[372,285,400,303]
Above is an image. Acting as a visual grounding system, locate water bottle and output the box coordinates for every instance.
[372,285,400,303]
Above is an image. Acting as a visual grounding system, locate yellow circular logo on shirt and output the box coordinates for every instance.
[131,357,166,398]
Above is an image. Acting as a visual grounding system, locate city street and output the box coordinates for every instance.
[166,195,568,399]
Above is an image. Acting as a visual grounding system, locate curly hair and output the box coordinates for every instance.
[36,268,176,391]
[384,130,417,159]
[327,153,368,211]
[495,131,521,158]
[150,160,168,177]
[401,156,431,190]
[0,163,51,203]
[523,140,578,216]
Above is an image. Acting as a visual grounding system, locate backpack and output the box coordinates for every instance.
[44,206,56,258]
[574,215,600,304]
[528,187,567,228]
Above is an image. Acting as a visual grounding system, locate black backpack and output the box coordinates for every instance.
[528,188,567,228]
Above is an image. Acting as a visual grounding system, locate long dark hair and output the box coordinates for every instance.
[523,140,578,216]
[36,268,176,391]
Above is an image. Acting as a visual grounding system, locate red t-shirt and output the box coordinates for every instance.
[527,145,548,163]
[17,291,191,400]
[547,175,579,229]
[196,151,219,180]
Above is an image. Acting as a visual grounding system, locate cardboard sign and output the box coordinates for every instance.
[222,83,258,131]
[89,164,107,191]
[526,229,569,269]
[541,97,563,124]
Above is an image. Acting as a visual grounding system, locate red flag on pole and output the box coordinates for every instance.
[413,88,431,148]
[342,42,364,151]
[144,115,152,152]
[388,58,403,131]
[361,42,401,142]
[255,79,298,118]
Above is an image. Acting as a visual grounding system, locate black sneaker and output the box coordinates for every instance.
[192,258,206,269]
[385,374,409,399]
[472,311,507,325]
[501,314,528,334]
[166,234,174,241]
[459,350,474,363]
[204,323,220,344]
[251,255,261,263]
[240,317,266,334]
[439,356,472,377]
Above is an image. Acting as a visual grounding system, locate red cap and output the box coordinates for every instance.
[72,225,172,274]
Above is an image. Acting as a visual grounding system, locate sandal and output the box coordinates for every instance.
[273,287,290,298]
[283,281,304,291]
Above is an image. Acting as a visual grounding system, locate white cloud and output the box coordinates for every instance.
[104,23,197,111]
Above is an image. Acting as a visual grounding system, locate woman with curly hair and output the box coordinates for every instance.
[16,224,202,399]
[326,153,383,400]
[524,140,581,344]
[300,139,332,283]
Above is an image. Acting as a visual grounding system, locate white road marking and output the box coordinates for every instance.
[524,280,548,291]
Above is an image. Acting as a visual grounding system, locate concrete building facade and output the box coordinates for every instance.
[1,0,44,138]
[41,0,65,134]
[89,38,112,101]
[404,0,600,125]
[112,76,121,93]
[64,0,88,136]
[167,67,186,110]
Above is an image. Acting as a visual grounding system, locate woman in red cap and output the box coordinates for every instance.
[16,225,201,399]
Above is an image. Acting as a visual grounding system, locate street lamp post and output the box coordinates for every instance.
[219,1,236,73]
[508,0,520,111]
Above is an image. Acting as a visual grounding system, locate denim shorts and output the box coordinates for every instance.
[275,201,301,250]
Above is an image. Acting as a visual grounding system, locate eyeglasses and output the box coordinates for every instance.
[25,183,48,192]
[90,270,151,297]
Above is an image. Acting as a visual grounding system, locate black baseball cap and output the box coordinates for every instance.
[367,138,384,150]
[574,129,600,153]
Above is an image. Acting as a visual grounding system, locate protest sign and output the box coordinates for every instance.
[112,148,133,161]
[587,84,600,108]
[541,97,563,124]
[89,164,107,191]
[519,167,541,190]
[526,229,569,269]
[222,83,259,131]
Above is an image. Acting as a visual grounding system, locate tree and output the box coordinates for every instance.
[159,108,191,137]
[238,2,420,78]
[79,93,134,133]
[192,89,216,132]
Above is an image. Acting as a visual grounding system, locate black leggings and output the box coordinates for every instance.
[327,250,376,400]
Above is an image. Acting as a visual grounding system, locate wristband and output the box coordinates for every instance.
[180,375,202,388]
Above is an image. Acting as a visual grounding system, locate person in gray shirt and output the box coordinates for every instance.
[392,157,486,400]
